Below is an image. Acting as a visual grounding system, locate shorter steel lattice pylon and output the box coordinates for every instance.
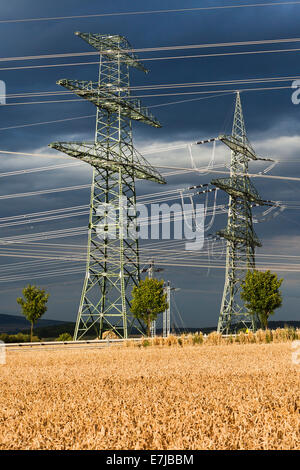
[197,92,275,333]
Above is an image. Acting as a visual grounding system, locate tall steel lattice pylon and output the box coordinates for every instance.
[49,32,165,339]
[210,92,273,333]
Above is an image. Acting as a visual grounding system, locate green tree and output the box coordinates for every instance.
[241,270,283,329]
[17,285,49,342]
[56,333,73,342]
[131,278,168,336]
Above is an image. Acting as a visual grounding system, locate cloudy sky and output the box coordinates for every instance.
[0,0,300,328]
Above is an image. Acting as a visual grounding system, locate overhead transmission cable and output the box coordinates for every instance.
[1,2,300,24]
[0,114,95,131]
[4,73,300,98]
[0,86,294,108]
[2,37,300,62]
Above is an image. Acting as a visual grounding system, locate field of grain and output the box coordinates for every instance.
[0,342,299,450]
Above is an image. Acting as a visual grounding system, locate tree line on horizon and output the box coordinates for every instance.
[10,269,283,342]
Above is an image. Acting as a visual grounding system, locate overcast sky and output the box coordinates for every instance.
[0,0,300,328]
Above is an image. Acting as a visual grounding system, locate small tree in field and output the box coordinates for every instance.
[56,333,72,342]
[17,285,49,342]
[241,270,283,330]
[131,278,168,336]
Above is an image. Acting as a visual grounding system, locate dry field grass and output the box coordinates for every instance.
[0,342,299,450]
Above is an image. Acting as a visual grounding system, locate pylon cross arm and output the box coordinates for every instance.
[49,141,165,184]
[218,134,257,160]
[216,229,262,247]
[211,176,264,205]
[74,31,148,72]
[57,79,160,128]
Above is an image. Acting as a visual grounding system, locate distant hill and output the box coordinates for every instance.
[158,320,300,335]
[21,322,76,339]
[0,313,68,334]
[22,319,300,340]
[1,314,299,339]
[263,320,300,330]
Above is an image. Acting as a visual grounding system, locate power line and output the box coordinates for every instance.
[148,92,242,108]
[2,234,300,266]
[0,149,70,159]
[134,85,293,98]
[5,73,299,100]
[131,74,300,90]
[0,114,95,131]
[8,238,298,258]
[23,74,300,93]
[2,46,300,72]
[1,243,300,262]
[2,37,300,62]
[1,98,83,106]
[0,160,191,179]
[0,205,226,229]
[0,183,90,200]
[0,85,293,109]
[0,162,83,177]
[0,2,299,24]
[0,227,87,244]
[207,168,300,182]
[0,149,299,182]
[0,256,299,284]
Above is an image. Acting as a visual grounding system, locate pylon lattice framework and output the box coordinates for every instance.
[211,93,273,333]
[50,32,165,340]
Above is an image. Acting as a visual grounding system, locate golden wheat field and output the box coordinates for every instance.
[0,342,299,450]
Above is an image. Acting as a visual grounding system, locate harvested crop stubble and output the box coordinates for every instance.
[0,343,299,450]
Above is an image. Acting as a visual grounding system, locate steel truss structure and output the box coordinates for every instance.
[197,92,273,333]
[50,32,165,339]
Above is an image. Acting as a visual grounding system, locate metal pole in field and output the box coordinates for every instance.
[163,281,180,336]
[164,281,171,337]
[148,260,155,337]
[162,281,169,337]
[162,282,167,337]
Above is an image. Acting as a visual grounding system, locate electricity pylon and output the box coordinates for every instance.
[197,92,274,333]
[49,32,165,340]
